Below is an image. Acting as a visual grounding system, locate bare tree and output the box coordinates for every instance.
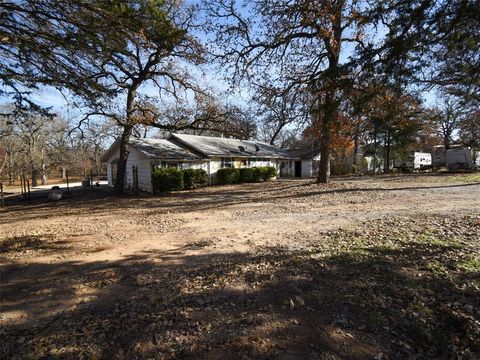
[206,0,386,183]
[431,97,463,151]
[253,84,307,146]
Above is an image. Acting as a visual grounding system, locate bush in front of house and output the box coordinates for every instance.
[262,166,277,180]
[217,168,240,184]
[217,166,277,185]
[252,167,264,182]
[183,168,208,189]
[152,168,184,193]
[239,168,254,183]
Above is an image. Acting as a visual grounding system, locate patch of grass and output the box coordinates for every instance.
[425,261,449,277]
[416,233,463,249]
[348,247,371,259]
[447,174,480,183]
[375,243,396,253]
[411,302,434,318]
[457,257,480,272]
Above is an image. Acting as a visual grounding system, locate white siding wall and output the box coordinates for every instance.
[301,160,313,177]
[104,147,152,192]
[106,148,119,186]
[209,158,222,184]
[125,148,152,193]
[107,159,113,185]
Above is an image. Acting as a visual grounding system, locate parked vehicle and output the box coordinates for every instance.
[433,145,446,167]
[446,147,476,171]
[394,152,432,171]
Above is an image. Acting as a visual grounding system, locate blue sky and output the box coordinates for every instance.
[1,0,440,132]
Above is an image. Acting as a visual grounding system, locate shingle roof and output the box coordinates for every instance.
[288,147,321,160]
[129,138,203,160]
[170,133,293,159]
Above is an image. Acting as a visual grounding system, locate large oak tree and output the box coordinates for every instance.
[206,0,389,183]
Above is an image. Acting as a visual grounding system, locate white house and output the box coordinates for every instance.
[101,133,318,192]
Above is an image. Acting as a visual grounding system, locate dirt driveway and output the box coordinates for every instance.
[1,174,479,359]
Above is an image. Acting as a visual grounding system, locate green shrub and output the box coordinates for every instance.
[184,168,208,189]
[251,167,263,182]
[217,168,240,184]
[152,168,184,193]
[263,166,277,180]
[239,168,254,182]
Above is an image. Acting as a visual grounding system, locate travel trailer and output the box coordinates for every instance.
[394,152,432,171]
[446,147,476,170]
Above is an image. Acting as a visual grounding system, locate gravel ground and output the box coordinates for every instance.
[1,173,479,359]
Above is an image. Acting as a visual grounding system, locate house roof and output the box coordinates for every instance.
[170,133,293,159]
[129,138,203,160]
[100,138,203,162]
[288,147,321,160]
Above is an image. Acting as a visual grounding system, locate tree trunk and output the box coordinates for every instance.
[444,137,450,151]
[373,131,378,174]
[114,124,133,194]
[114,87,138,194]
[317,137,331,183]
[353,126,359,166]
[317,99,335,184]
[384,131,391,174]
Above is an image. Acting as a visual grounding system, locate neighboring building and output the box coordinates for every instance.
[286,147,321,177]
[101,133,314,192]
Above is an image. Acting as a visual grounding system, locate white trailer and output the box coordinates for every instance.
[446,147,475,170]
[395,152,432,171]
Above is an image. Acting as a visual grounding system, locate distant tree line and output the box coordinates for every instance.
[0,111,115,185]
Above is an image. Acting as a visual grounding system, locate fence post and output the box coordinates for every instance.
[26,179,31,203]
[135,166,139,195]
[21,174,27,197]
[1,182,4,208]
[66,170,70,194]
[20,175,24,196]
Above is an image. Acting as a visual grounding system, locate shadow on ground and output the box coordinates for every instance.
[3,179,479,226]
[2,231,479,359]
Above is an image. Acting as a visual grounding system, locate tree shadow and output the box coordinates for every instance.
[0,234,110,263]
[2,179,479,226]
[1,238,478,359]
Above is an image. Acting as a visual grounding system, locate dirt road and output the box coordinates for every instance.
[1,174,479,359]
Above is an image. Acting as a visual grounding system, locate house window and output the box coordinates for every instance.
[221,157,233,168]
[152,161,166,170]
[152,161,178,169]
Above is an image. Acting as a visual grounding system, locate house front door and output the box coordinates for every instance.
[294,161,302,177]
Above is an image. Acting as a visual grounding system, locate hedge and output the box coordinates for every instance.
[152,165,277,191]
[217,166,277,184]
[239,168,254,183]
[262,166,277,180]
[252,167,263,182]
[217,168,240,184]
[152,168,184,193]
[184,168,208,189]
